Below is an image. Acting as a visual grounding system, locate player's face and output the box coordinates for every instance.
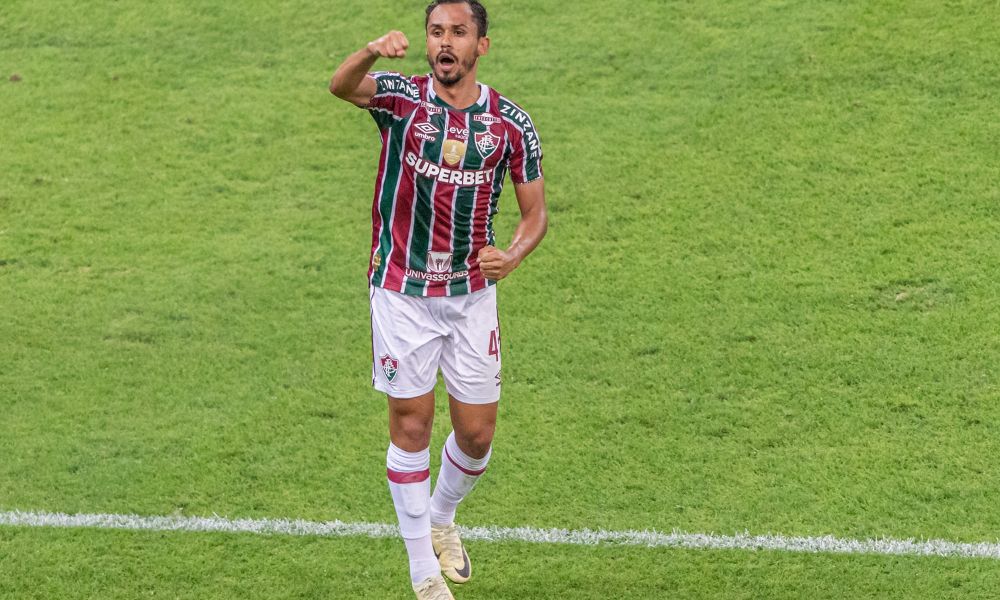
[425,3,489,87]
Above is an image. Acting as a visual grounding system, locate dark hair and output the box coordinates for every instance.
[425,0,489,37]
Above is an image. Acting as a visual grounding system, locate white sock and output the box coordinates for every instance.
[430,431,492,526]
[386,443,439,584]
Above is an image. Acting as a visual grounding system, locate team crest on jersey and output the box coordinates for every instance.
[442,139,467,166]
[426,251,453,274]
[380,354,399,383]
[475,131,500,159]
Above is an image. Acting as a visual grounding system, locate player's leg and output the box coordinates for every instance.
[432,396,496,522]
[427,396,495,583]
[370,286,449,592]
[431,286,502,583]
[386,392,441,588]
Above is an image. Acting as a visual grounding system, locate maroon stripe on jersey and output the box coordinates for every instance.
[368,128,393,283]
[430,111,459,254]
[468,177,491,291]
[400,79,436,294]
[386,468,431,484]
[447,153,468,293]
[381,111,426,292]
[444,446,487,476]
[466,93,505,291]
[427,110,464,297]
[508,119,529,183]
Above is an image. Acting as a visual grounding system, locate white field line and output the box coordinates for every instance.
[2,510,999,560]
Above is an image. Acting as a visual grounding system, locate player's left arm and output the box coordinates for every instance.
[478,178,547,281]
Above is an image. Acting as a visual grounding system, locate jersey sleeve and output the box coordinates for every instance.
[503,105,544,184]
[365,71,419,130]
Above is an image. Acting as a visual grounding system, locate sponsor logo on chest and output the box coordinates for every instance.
[405,268,469,282]
[405,152,494,186]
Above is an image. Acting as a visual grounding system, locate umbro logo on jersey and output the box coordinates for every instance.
[414,121,440,141]
[415,122,440,135]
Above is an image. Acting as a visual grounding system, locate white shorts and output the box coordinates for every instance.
[370,285,502,404]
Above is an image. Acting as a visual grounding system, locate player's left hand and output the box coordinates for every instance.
[478,245,520,281]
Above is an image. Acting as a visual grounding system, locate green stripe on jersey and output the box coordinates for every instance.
[371,118,410,288]
[403,115,445,295]
[486,162,506,248]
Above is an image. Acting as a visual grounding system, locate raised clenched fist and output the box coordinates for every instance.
[478,245,520,281]
[367,31,409,59]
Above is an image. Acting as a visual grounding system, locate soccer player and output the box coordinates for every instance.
[329,1,547,598]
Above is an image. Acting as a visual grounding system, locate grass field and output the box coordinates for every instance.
[3,0,1000,597]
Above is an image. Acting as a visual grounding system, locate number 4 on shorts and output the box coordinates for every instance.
[488,327,501,361]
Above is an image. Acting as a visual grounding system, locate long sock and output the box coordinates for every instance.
[430,431,492,526]
[386,443,439,584]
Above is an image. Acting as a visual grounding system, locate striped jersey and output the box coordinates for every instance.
[364,72,543,296]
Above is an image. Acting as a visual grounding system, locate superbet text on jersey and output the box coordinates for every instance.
[365,72,543,297]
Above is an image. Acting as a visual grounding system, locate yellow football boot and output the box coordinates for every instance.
[431,524,471,584]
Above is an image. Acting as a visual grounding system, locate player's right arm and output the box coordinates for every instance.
[329,31,409,108]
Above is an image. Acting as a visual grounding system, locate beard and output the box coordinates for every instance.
[427,52,477,87]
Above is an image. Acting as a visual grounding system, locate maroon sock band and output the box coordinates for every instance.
[387,468,431,484]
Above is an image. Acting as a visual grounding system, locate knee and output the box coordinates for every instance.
[455,425,495,459]
[395,414,433,449]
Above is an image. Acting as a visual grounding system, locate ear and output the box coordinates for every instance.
[477,35,490,57]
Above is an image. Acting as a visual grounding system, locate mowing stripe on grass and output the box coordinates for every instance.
[1,510,998,560]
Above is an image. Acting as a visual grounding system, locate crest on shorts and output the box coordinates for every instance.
[426,251,453,274]
[475,131,500,159]
[442,139,467,166]
[380,354,399,383]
